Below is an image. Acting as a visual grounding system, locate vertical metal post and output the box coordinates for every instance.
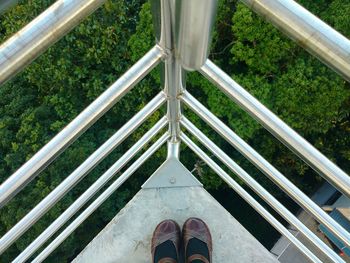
[152,0,184,159]
[176,0,218,70]
[165,60,183,145]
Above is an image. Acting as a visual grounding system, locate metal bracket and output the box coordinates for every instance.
[142,157,202,188]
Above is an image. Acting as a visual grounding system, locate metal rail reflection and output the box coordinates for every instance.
[0,45,165,207]
[31,133,168,263]
[0,95,166,253]
[0,0,107,85]
[181,90,350,249]
[240,0,350,81]
[181,133,323,263]
[181,117,344,263]
[200,59,350,199]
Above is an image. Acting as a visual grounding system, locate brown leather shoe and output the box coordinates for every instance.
[151,220,181,263]
[183,218,212,263]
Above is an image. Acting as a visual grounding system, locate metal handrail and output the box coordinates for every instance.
[0,0,108,85]
[181,133,323,263]
[153,0,183,144]
[181,117,344,263]
[240,0,350,82]
[0,45,164,207]
[31,133,168,263]
[181,90,350,249]
[0,93,165,253]
[200,59,350,199]
[1,0,350,261]
[13,120,168,263]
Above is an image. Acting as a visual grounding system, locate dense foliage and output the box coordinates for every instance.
[0,0,349,261]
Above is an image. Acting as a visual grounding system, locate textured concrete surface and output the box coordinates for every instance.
[73,187,278,263]
[142,158,202,188]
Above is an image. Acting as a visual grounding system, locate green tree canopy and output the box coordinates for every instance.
[0,0,349,261]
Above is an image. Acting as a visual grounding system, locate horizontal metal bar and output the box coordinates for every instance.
[0,93,165,253]
[0,0,19,14]
[181,118,344,263]
[181,91,350,249]
[200,59,350,199]
[240,0,350,81]
[0,45,165,207]
[181,133,322,263]
[0,0,106,85]
[12,119,168,263]
[31,133,168,263]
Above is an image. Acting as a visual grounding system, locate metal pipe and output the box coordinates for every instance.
[181,90,350,248]
[181,133,323,263]
[0,0,107,85]
[0,0,19,14]
[181,118,344,262]
[200,59,350,199]
[0,93,165,253]
[12,120,168,262]
[167,140,180,159]
[164,59,183,143]
[152,0,184,156]
[240,0,350,81]
[31,133,168,263]
[176,0,218,70]
[153,0,183,142]
[0,45,164,207]
[151,0,175,50]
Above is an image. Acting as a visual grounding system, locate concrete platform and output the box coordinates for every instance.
[73,160,278,263]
